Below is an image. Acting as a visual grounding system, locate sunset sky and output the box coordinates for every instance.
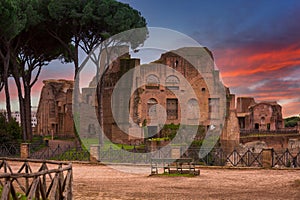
[1,0,300,118]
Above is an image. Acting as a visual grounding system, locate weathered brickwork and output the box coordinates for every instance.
[96,47,239,144]
[36,47,288,149]
[237,97,284,131]
[36,79,74,138]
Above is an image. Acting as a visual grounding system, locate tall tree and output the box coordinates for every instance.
[0,0,27,121]
[6,0,71,141]
[0,0,147,141]
[80,0,148,81]
[47,0,147,77]
[11,25,69,141]
[47,0,147,93]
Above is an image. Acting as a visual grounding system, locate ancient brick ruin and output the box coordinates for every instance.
[35,47,298,150]
[94,47,239,145]
[36,79,74,138]
[236,97,284,131]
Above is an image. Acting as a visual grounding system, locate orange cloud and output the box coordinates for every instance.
[215,43,300,77]
[282,101,300,118]
[213,43,300,117]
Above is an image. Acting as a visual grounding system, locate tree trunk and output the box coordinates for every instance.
[24,86,32,141]
[73,41,80,121]
[4,79,12,122]
[3,68,12,122]
[13,75,27,141]
[1,50,12,121]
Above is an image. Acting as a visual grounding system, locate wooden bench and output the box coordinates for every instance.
[151,158,200,175]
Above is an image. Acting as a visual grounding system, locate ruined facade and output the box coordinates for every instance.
[96,47,239,144]
[36,47,289,148]
[36,79,74,138]
[236,97,284,131]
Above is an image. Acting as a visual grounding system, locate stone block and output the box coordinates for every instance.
[90,145,100,162]
[20,143,30,159]
[262,148,273,168]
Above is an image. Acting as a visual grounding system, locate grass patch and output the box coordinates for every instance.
[151,173,197,177]
[50,147,90,161]
[0,186,27,199]
[80,139,146,151]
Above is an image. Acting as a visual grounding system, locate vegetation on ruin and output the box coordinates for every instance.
[148,137,171,142]
[284,116,300,127]
[79,124,212,153]
[80,138,145,151]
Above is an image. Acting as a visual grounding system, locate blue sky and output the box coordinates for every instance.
[120,0,300,49]
[0,0,299,117]
[118,0,300,117]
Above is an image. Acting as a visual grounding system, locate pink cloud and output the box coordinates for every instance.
[213,43,300,117]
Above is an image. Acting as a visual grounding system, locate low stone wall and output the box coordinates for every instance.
[240,134,300,151]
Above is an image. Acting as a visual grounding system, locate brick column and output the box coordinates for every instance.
[262,148,273,168]
[20,143,30,159]
[171,147,181,159]
[90,145,100,162]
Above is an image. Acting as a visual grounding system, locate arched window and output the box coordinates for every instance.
[166,75,180,84]
[146,74,159,84]
[166,75,180,90]
[261,117,265,125]
[146,74,159,89]
[147,98,158,116]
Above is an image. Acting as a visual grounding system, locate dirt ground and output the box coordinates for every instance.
[72,163,300,200]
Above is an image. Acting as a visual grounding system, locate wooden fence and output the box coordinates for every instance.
[0,157,72,200]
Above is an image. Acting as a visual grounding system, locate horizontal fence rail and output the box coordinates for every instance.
[2,142,300,169]
[0,158,72,200]
[97,146,300,168]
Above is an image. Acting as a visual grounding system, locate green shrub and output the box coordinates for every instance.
[0,113,22,143]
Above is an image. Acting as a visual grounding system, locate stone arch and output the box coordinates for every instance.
[261,116,266,125]
[147,98,158,104]
[146,74,160,84]
[166,75,180,84]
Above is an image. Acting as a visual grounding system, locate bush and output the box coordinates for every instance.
[0,113,22,143]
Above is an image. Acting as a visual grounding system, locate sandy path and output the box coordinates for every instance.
[72,163,300,200]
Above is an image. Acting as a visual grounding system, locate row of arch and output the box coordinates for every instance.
[147,98,198,105]
[146,74,180,84]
